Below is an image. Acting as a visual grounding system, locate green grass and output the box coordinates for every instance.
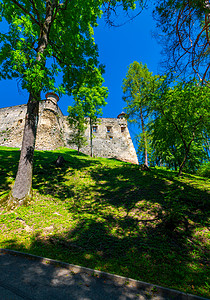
[0,146,209,298]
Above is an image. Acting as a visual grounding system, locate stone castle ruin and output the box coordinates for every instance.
[0,93,138,164]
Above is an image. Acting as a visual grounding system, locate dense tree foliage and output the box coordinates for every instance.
[151,80,210,175]
[123,61,210,175]
[122,61,164,166]
[67,102,88,154]
[68,69,108,156]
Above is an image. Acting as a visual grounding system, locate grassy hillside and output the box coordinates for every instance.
[0,146,209,298]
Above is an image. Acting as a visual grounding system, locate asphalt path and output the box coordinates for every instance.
[0,250,208,300]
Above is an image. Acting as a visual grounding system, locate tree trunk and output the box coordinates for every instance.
[178,150,189,176]
[178,140,193,176]
[140,107,148,167]
[90,117,93,157]
[6,1,56,209]
[178,131,196,176]
[7,94,39,209]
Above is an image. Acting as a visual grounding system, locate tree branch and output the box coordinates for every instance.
[10,0,39,25]
[59,0,68,11]
[29,0,41,25]
[51,5,60,23]
[48,40,68,66]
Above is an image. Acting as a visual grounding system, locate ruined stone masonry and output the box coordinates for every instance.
[0,93,138,164]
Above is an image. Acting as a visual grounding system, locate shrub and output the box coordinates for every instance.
[196,162,210,178]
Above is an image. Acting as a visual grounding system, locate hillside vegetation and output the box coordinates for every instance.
[0,147,209,298]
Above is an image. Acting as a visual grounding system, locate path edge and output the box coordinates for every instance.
[0,248,209,300]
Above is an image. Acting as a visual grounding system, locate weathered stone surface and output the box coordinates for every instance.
[0,94,139,164]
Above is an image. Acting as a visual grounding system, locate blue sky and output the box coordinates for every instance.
[0,6,162,145]
[94,9,162,119]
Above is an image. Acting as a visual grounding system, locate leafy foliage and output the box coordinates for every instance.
[68,67,108,155]
[122,61,210,174]
[71,67,108,122]
[151,80,210,175]
[0,0,104,95]
[0,0,145,94]
[67,102,88,154]
[196,162,210,178]
[122,61,165,166]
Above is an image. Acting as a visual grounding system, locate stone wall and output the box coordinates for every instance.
[65,117,138,164]
[0,99,65,151]
[0,95,138,164]
[0,104,27,148]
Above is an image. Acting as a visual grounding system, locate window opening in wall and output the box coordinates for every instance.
[107,126,112,133]
[92,126,98,133]
[17,119,23,125]
[121,126,126,133]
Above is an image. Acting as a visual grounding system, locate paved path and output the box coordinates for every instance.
[0,250,208,300]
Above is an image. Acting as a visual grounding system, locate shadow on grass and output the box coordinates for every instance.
[0,147,209,297]
[0,148,20,197]
[2,215,209,298]
[32,149,96,201]
[0,147,95,201]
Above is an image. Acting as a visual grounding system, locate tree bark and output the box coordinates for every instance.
[178,150,189,176]
[7,94,40,209]
[90,117,93,157]
[6,1,56,209]
[140,107,148,167]
[178,137,194,176]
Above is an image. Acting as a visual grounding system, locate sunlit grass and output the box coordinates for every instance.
[0,146,209,298]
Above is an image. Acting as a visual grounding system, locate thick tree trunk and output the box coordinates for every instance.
[7,94,39,209]
[6,1,56,209]
[140,108,148,167]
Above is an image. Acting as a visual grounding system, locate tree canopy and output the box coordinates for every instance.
[68,68,108,156]
[122,61,164,166]
[122,61,210,175]
[67,101,88,154]
[151,80,210,175]
[0,0,104,95]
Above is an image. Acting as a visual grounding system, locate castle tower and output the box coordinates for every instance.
[117,111,126,119]
[35,92,65,150]
[44,92,60,112]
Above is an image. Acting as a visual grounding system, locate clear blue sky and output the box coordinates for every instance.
[94,8,162,119]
